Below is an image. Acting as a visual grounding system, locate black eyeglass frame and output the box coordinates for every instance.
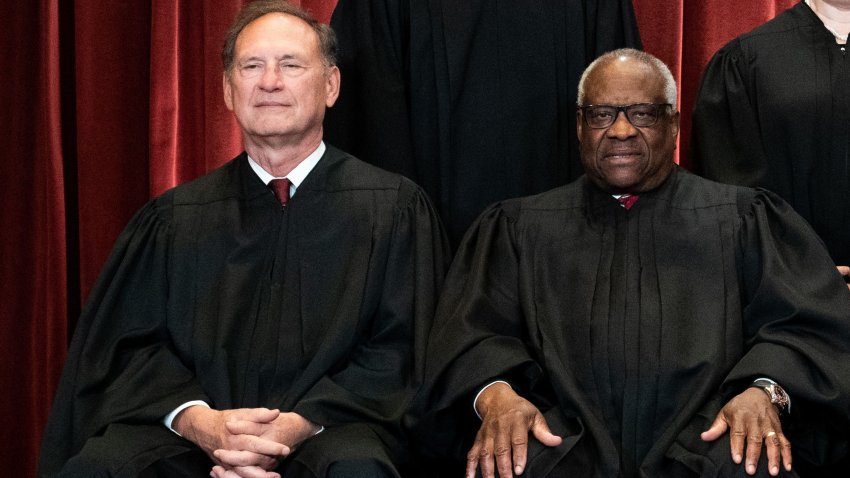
[577,103,673,129]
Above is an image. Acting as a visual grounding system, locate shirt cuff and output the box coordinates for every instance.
[473,380,512,419]
[163,400,211,436]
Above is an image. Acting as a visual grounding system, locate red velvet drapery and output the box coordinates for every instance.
[0,1,801,475]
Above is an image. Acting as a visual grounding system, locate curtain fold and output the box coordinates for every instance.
[1,0,809,475]
[1,2,68,477]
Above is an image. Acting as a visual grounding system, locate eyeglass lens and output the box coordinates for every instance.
[583,104,664,128]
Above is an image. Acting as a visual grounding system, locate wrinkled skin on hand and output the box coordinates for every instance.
[174,406,318,478]
[701,387,792,476]
[211,412,320,478]
[467,383,562,478]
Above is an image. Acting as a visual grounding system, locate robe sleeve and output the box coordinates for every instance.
[408,204,549,460]
[691,40,771,187]
[291,185,450,438]
[39,197,210,475]
[720,190,850,460]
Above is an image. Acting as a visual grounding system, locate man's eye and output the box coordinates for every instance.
[591,111,613,119]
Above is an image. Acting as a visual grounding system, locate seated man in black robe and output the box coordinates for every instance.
[412,48,850,477]
[38,1,449,477]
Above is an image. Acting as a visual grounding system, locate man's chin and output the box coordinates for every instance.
[594,170,644,193]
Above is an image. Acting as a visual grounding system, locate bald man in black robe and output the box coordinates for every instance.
[412,49,850,477]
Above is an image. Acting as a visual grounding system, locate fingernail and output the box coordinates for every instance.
[515,465,523,475]
[734,454,742,463]
[747,463,755,474]
[771,466,779,475]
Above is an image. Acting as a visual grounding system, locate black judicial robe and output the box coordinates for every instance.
[323,0,641,245]
[692,1,850,266]
[38,147,450,476]
[413,168,850,477]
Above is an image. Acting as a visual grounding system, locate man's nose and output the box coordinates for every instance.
[259,65,284,89]
[607,111,637,138]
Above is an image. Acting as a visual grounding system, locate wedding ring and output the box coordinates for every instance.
[766,431,776,437]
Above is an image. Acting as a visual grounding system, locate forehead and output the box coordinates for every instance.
[584,58,665,105]
[235,12,319,58]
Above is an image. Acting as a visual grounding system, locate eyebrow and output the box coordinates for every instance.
[240,53,304,62]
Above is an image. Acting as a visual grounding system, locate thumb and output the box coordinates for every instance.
[700,413,729,442]
[530,414,563,447]
[233,407,280,424]
[225,418,265,436]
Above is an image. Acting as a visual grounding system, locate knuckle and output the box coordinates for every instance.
[494,445,512,457]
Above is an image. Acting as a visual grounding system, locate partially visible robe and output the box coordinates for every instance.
[413,167,850,477]
[38,147,450,476]
[323,0,641,245]
[692,1,850,266]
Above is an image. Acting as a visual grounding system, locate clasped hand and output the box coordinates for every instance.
[173,406,319,478]
[701,387,792,476]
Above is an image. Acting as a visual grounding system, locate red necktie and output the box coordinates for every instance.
[617,194,639,210]
[269,178,291,207]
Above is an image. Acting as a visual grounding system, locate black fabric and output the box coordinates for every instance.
[38,146,450,477]
[692,1,850,267]
[285,423,401,478]
[412,167,850,477]
[324,0,642,246]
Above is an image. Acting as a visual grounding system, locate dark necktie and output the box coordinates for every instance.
[269,178,291,207]
[617,194,639,210]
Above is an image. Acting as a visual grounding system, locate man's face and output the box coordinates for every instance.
[576,57,679,194]
[223,13,339,146]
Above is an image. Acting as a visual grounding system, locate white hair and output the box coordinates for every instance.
[577,48,677,108]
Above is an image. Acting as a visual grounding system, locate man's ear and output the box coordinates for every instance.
[325,65,341,108]
[669,110,680,138]
[223,73,234,111]
[576,109,583,141]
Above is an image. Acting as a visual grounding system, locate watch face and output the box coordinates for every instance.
[767,384,788,409]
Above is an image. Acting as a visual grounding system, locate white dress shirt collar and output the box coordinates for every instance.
[247,141,326,197]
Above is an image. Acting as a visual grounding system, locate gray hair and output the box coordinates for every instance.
[222,0,338,76]
[577,48,677,108]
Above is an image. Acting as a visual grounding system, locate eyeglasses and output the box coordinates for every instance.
[578,103,672,129]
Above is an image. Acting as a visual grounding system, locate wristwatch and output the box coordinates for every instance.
[751,379,790,414]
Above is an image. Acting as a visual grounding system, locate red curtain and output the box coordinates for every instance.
[0,1,801,475]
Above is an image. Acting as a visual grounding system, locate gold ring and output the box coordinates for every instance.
[766,431,776,437]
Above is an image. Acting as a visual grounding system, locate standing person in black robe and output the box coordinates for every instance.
[37,1,449,477]
[322,0,641,245]
[412,49,850,477]
[692,0,850,287]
